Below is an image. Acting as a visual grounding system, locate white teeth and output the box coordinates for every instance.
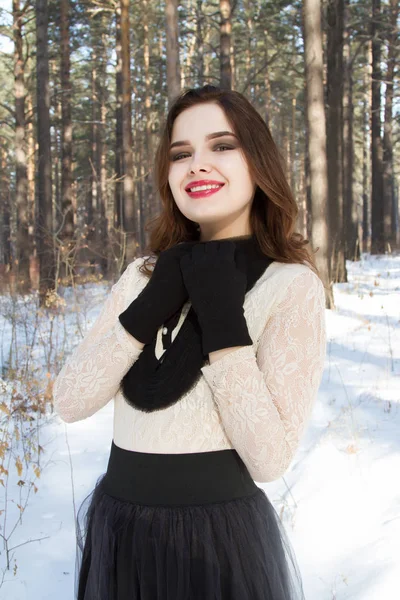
[188,184,223,192]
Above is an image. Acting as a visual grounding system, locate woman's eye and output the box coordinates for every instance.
[171,153,189,161]
[171,145,234,161]
[215,145,233,152]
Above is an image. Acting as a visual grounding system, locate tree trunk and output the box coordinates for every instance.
[370,0,384,254]
[220,0,232,89]
[98,23,108,273]
[60,0,74,248]
[326,0,345,282]
[87,46,97,271]
[114,7,123,234]
[13,0,30,291]
[263,34,271,127]
[36,0,55,302]
[303,0,332,307]
[245,0,253,99]
[342,0,358,261]
[382,0,399,249]
[298,150,308,240]
[166,0,181,104]
[142,0,152,250]
[362,41,371,254]
[26,79,36,260]
[290,97,296,192]
[51,59,61,230]
[120,0,136,261]
[183,8,197,87]
[0,146,11,268]
[195,0,205,85]
[204,24,211,79]
[300,9,312,238]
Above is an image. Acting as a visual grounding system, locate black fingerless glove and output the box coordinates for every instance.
[118,242,195,345]
[179,241,253,355]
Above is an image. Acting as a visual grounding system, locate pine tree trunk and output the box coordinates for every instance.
[166,0,181,104]
[263,34,271,127]
[184,7,197,86]
[60,0,74,245]
[342,0,358,261]
[51,59,61,230]
[370,0,385,254]
[26,82,36,260]
[87,47,97,270]
[0,146,11,268]
[13,0,30,291]
[120,0,136,261]
[115,7,123,234]
[36,0,55,302]
[303,0,331,306]
[382,0,399,248]
[142,0,151,250]
[289,97,296,193]
[245,0,253,99]
[300,9,311,236]
[220,0,232,89]
[326,0,345,281]
[98,18,108,272]
[196,0,205,85]
[362,45,372,252]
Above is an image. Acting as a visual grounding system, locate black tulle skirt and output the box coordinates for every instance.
[75,440,306,600]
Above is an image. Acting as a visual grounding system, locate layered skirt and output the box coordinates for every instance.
[75,440,306,599]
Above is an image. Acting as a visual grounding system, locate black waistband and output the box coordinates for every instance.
[102,440,259,506]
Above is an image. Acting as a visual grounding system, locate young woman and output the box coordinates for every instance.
[53,84,327,600]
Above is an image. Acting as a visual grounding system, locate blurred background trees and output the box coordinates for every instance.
[0,0,398,308]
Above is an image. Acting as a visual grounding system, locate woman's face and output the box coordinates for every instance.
[168,102,256,241]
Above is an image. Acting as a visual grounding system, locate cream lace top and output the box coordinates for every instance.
[53,256,327,483]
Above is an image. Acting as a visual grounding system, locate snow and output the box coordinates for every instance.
[1,252,399,599]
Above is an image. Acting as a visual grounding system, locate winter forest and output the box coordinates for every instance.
[0,0,399,598]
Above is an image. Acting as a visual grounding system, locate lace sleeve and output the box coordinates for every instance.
[200,269,327,483]
[52,259,145,423]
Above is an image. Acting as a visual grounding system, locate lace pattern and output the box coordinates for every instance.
[200,270,326,481]
[53,259,327,483]
[52,259,146,423]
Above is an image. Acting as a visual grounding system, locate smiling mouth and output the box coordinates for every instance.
[186,184,225,198]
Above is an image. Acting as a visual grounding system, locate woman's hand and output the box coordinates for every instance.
[179,241,253,355]
[118,242,195,344]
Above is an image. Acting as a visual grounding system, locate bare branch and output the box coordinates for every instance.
[0,103,15,118]
[9,535,51,553]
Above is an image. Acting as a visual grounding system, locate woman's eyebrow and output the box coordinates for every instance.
[169,131,238,150]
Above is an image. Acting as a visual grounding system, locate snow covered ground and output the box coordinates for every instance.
[1,252,399,600]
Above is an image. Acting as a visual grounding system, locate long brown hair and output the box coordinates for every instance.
[139,84,321,281]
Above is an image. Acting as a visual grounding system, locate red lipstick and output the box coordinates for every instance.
[185,180,225,199]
